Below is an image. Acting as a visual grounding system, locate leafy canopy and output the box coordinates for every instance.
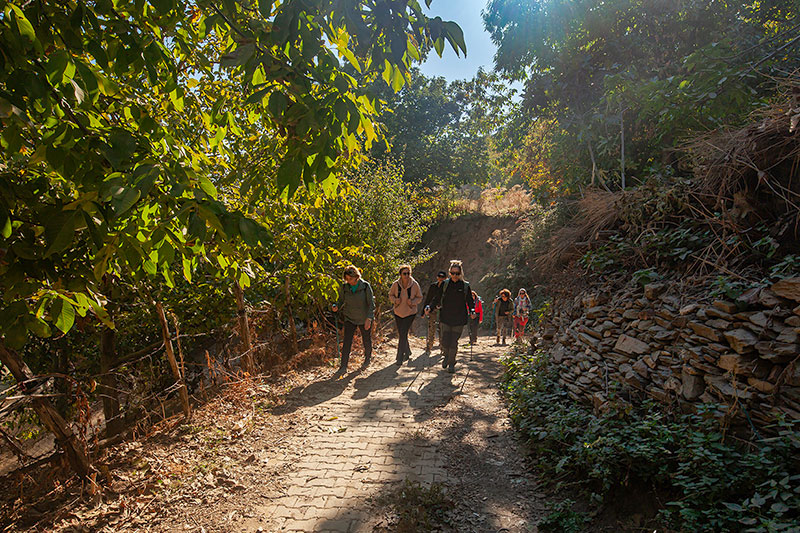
[0,0,466,349]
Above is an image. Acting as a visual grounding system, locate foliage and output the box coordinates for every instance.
[502,347,800,533]
[483,0,800,194]
[373,68,515,187]
[538,499,589,533]
[0,0,467,351]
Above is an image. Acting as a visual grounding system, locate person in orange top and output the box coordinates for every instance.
[388,264,423,365]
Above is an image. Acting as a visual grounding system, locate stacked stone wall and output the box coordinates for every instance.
[538,278,800,429]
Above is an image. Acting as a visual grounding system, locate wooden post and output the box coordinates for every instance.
[0,343,90,478]
[154,303,190,420]
[285,276,298,354]
[233,282,254,374]
[99,325,123,437]
[620,107,626,190]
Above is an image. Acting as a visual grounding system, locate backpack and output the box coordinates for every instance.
[439,279,471,309]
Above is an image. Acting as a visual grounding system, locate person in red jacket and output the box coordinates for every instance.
[468,290,483,345]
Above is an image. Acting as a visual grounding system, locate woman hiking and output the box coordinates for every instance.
[513,288,532,340]
[331,265,375,375]
[389,265,423,365]
[494,289,513,345]
[438,260,476,373]
[468,290,483,345]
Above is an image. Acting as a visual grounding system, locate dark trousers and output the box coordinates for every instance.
[394,314,415,362]
[440,323,464,369]
[341,321,372,370]
[468,317,480,344]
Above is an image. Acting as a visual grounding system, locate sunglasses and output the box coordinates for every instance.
[401,271,410,276]
[449,271,461,275]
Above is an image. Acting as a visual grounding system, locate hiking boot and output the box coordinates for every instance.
[496,336,500,344]
[447,365,455,373]
[502,337,506,345]
[441,356,448,369]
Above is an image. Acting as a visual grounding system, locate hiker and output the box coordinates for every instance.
[389,264,423,365]
[438,260,476,373]
[513,288,532,340]
[495,289,513,345]
[422,271,447,354]
[468,290,483,345]
[331,265,375,375]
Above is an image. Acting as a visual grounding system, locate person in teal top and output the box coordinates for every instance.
[332,265,375,375]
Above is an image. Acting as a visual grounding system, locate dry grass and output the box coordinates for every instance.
[532,189,622,273]
[685,74,800,224]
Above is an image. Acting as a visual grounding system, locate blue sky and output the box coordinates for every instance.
[419,0,497,81]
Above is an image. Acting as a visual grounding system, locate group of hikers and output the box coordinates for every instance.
[331,261,533,375]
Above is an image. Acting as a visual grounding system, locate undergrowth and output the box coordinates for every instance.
[375,479,453,533]
[502,347,800,533]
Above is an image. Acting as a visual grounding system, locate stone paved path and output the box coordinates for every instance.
[243,335,543,532]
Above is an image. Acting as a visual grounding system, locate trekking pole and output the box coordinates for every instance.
[334,312,340,364]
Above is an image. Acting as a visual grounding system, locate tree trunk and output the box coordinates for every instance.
[285,276,298,354]
[0,343,90,478]
[154,303,191,420]
[234,282,254,374]
[587,140,597,187]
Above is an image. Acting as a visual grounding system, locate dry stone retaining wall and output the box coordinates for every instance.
[537,278,800,430]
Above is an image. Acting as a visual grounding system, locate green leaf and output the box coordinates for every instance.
[45,212,76,257]
[110,186,141,219]
[0,205,11,238]
[51,298,76,334]
[239,218,260,247]
[9,5,36,43]
[27,316,52,338]
[198,175,218,198]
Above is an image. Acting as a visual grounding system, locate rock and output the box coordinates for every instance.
[737,286,761,306]
[786,364,800,387]
[706,307,733,320]
[776,328,798,344]
[614,334,650,355]
[758,288,783,307]
[664,376,682,392]
[620,363,633,374]
[747,377,775,393]
[771,278,800,302]
[706,319,731,330]
[633,359,650,378]
[747,312,770,328]
[623,309,639,320]
[585,306,606,319]
[679,304,699,316]
[795,304,800,316]
[582,294,599,308]
[656,309,676,321]
[756,343,797,364]
[644,283,667,300]
[681,368,705,400]
[689,321,722,342]
[718,353,751,375]
[785,316,800,327]
[713,300,738,314]
[704,376,754,401]
[751,359,773,380]
[673,316,689,328]
[643,354,658,369]
[723,328,759,354]
[580,326,603,340]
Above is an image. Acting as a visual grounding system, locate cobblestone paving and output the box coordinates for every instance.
[243,335,541,533]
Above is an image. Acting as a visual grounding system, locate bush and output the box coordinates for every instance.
[502,347,800,532]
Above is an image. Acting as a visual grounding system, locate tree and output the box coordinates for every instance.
[0,0,466,476]
[483,0,800,192]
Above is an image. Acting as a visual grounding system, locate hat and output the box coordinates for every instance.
[437,271,446,277]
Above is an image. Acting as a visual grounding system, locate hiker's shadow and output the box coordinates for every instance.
[271,370,360,415]
[351,363,403,400]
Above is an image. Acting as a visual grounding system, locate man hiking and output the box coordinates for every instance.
[438,260,476,373]
[422,270,447,354]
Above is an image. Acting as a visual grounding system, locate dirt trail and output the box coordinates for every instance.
[76,334,544,533]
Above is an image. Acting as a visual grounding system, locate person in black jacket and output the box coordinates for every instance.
[422,271,446,353]
[438,260,476,373]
